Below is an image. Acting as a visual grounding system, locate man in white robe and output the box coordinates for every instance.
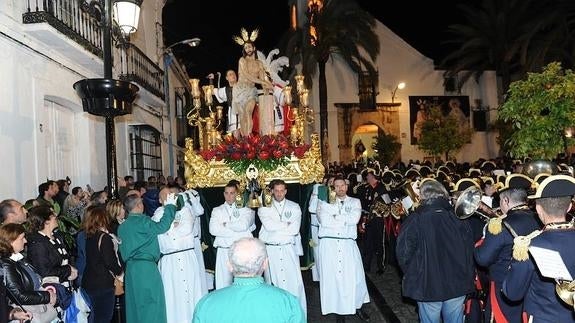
[317,176,370,320]
[181,187,210,293]
[258,179,307,317]
[152,187,205,323]
[209,181,255,289]
[308,183,324,282]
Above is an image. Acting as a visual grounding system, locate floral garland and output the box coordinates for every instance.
[199,134,310,175]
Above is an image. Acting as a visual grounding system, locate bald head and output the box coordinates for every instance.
[158,187,171,204]
[227,237,268,277]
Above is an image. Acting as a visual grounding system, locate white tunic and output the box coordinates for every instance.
[182,189,209,294]
[209,202,254,289]
[317,196,370,315]
[214,86,239,132]
[152,206,204,323]
[308,183,322,282]
[258,199,307,316]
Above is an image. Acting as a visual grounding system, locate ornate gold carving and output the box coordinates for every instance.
[184,134,325,188]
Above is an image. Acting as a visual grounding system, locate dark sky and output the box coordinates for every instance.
[162,0,467,79]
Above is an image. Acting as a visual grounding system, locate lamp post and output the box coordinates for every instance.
[160,38,201,176]
[391,82,406,103]
[73,0,141,198]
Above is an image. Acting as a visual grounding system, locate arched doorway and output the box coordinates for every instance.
[335,103,401,164]
[351,123,382,162]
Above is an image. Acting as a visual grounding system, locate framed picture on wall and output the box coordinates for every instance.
[408,95,470,145]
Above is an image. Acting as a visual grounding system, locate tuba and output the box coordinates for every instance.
[556,280,575,309]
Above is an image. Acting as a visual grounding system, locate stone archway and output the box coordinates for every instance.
[335,103,401,164]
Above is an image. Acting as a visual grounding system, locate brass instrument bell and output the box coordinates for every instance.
[247,191,261,208]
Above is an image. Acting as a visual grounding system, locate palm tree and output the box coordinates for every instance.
[440,0,550,94]
[284,0,380,159]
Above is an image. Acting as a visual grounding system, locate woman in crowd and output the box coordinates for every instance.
[0,223,56,322]
[106,199,125,235]
[62,186,89,222]
[26,206,78,287]
[82,206,123,323]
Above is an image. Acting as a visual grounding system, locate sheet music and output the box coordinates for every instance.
[529,246,573,281]
[401,196,413,211]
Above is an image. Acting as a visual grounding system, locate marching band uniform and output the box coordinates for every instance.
[359,173,386,273]
[474,174,540,323]
[259,197,307,316]
[210,201,255,289]
[503,175,575,323]
[317,194,370,316]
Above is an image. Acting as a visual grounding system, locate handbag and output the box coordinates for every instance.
[97,232,124,296]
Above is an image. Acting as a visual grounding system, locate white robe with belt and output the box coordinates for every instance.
[258,199,307,316]
[152,206,204,323]
[209,202,254,289]
[182,189,209,293]
[317,196,370,315]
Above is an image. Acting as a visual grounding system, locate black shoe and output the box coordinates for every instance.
[376,268,384,275]
[356,309,370,322]
[336,315,346,323]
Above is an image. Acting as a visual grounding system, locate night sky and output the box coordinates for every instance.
[162,0,467,79]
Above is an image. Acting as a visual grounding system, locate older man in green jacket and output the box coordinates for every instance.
[119,193,176,323]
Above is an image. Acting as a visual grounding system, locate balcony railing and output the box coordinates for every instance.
[119,43,165,100]
[23,1,165,101]
[23,0,103,57]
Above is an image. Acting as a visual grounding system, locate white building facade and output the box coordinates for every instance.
[0,0,189,201]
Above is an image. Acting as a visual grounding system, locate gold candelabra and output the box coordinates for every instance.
[186,78,223,150]
[284,75,314,146]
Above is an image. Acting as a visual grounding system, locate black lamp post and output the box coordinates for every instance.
[73,0,141,198]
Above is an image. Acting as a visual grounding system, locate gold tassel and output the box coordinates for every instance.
[513,230,542,261]
[488,217,503,235]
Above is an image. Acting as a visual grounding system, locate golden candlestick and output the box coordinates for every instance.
[283,86,292,106]
[300,89,309,108]
[203,85,213,106]
[216,105,223,120]
[189,79,201,98]
[295,74,305,94]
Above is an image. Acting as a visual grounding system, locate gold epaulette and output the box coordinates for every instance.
[488,217,503,235]
[513,230,543,261]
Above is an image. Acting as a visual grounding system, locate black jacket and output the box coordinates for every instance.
[0,257,50,305]
[82,231,122,291]
[26,232,72,283]
[396,197,475,301]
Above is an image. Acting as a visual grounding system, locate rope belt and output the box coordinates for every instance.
[160,247,195,258]
[319,236,355,240]
[265,242,294,246]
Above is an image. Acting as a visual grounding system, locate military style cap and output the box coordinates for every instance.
[451,178,480,192]
[499,173,533,192]
[468,168,481,178]
[405,168,421,179]
[419,165,433,177]
[481,161,497,172]
[528,174,575,199]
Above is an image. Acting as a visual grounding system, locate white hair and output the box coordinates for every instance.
[228,237,267,276]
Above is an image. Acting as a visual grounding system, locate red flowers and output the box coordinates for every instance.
[198,134,310,173]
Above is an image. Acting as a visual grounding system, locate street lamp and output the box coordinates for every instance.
[73,0,141,198]
[160,38,201,176]
[391,82,406,103]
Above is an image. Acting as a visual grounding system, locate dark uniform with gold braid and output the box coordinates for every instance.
[474,174,540,323]
[359,169,387,274]
[503,175,575,323]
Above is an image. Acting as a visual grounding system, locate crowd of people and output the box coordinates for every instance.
[1,154,575,322]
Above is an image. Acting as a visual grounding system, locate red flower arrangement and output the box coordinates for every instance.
[199,134,310,174]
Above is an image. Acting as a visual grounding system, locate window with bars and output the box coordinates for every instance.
[129,125,162,181]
